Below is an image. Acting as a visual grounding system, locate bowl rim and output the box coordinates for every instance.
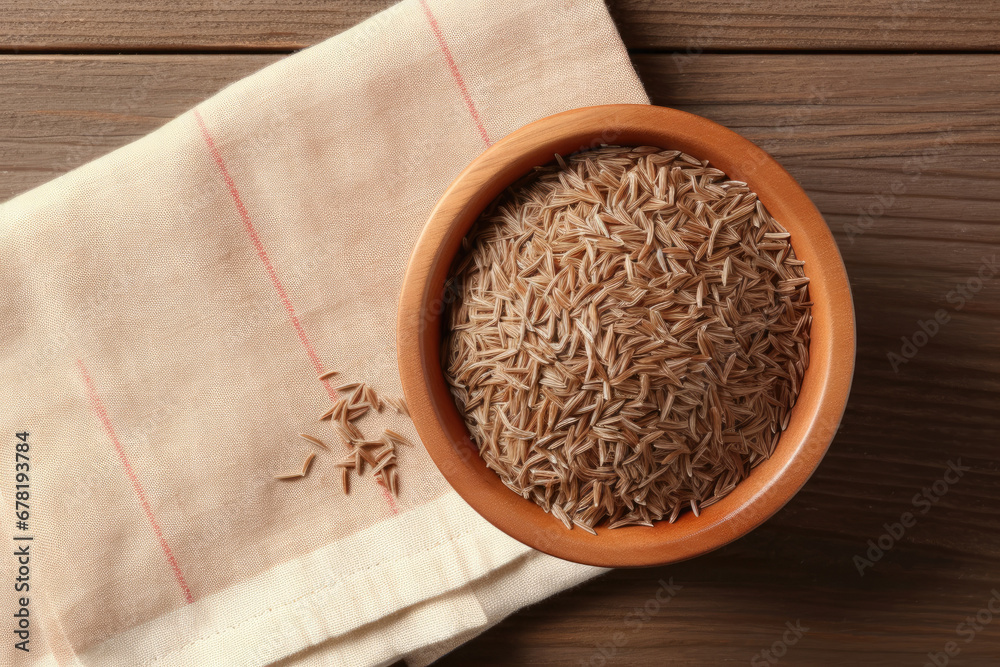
[397,104,855,567]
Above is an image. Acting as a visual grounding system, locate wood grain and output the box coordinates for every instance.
[0,0,998,52]
[0,55,279,201]
[610,0,1000,51]
[2,51,999,664]
[438,54,1000,666]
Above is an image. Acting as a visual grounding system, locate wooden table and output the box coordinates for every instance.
[4,2,998,664]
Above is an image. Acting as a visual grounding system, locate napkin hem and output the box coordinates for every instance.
[74,492,531,666]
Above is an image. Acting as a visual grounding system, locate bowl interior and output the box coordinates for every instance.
[397,104,854,567]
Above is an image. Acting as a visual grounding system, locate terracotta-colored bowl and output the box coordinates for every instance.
[397,104,854,567]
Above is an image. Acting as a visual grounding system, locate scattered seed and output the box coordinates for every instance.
[319,402,340,421]
[299,433,329,450]
[385,395,410,417]
[383,429,414,448]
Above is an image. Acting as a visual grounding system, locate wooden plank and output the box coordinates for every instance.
[0,55,280,201]
[441,54,1000,664]
[610,0,1000,51]
[1,53,999,664]
[0,0,395,52]
[0,0,998,53]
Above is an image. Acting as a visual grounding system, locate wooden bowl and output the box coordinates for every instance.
[397,104,854,567]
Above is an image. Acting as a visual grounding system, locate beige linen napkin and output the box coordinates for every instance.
[0,0,648,664]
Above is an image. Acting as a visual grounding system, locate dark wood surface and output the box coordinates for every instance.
[1,0,999,51]
[2,1,999,665]
[440,52,1000,664]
